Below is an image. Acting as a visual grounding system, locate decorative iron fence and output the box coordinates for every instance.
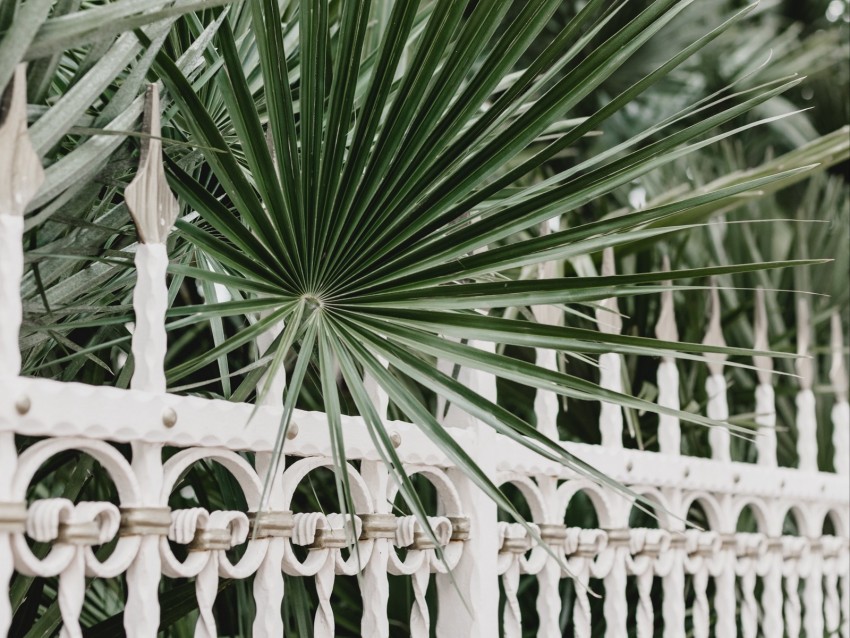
[1,71,848,638]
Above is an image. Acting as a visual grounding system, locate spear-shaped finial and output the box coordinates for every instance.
[830,311,847,403]
[795,296,814,391]
[1,65,43,383]
[595,247,622,335]
[752,287,772,386]
[654,255,678,358]
[125,84,178,244]
[0,65,43,218]
[702,278,727,376]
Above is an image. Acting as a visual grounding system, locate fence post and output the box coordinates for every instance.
[0,64,44,637]
[253,316,289,638]
[795,298,818,471]
[753,287,777,466]
[361,361,392,638]
[123,85,180,638]
[531,238,563,638]
[436,340,500,637]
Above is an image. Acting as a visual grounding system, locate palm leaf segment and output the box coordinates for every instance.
[153,0,813,520]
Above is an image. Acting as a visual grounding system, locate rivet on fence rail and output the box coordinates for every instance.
[795,297,818,471]
[703,278,731,462]
[753,287,777,466]
[123,83,179,638]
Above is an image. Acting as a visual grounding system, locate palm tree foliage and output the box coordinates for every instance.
[3,0,849,634]
[143,0,834,516]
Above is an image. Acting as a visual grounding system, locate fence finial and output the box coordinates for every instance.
[125,84,178,244]
[753,287,772,386]
[795,297,814,391]
[0,65,43,217]
[702,278,727,376]
[654,255,677,352]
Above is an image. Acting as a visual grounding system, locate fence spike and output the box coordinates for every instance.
[795,297,814,391]
[702,277,727,376]
[795,296,818,471]
[0,65,43,219]
[753,287,772,386]
[123,84,179,638]
[0,64,44,638]
[703,278,730,461]
[753,287,777,466]
[595,247,622,335]
[654,255,678,355]
[655,255,681,455]
[125,84,178,245]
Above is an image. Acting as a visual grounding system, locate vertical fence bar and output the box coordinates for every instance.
[753,287,777,466]
[253,318,288,638]
[123,85,180,638]
[593,249,628,635]
[830,312,849,476]
[762,538,785,638]
[595,248,624,448]
[531,234,563,637]
[0,64,44,637]
[361,361,392,638]
[703,279,730,461]
[803,544,825,638]
[436,339,500,637]
[795,298,818,471]
[655,256,680,455]
[656,257,686,637]
[532,222,561,439]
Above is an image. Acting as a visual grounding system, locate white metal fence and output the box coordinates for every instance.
[1,73,848,637]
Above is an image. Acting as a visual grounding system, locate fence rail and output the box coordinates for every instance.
[1,73,848,638]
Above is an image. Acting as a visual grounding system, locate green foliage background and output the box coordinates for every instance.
[1,0,848,635]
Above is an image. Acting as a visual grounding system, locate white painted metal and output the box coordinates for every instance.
[753,287,778,466]
[656,255,681,456]
[595,248,625,449]
[0,64,44,638]
[704,279,731,462]
[1,77,849,638]
[796,297,819,472]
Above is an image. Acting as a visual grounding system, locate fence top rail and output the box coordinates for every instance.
[3,375,847,511]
